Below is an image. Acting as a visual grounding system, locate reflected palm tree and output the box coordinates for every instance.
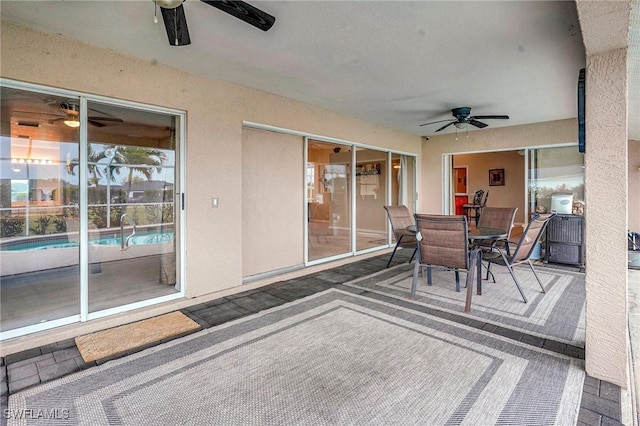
[66,144,110,186]
[115,146,167,201]
[66,145,166,193]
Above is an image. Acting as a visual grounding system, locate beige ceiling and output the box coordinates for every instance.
[1,1,637,140]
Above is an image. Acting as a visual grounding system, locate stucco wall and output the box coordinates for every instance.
[584,47,629,387]
[0,21,421,299]
[630,140,640,232]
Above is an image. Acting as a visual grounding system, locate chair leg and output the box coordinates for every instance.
[427,266,433,285]
[410,261,420,298]
[410,248,417,263]
[465,248,481,312]
[386,242,401,268]
[505,263,528,303]
[454,270,460,292]
[485,262,496,283]
[527,260,546,293]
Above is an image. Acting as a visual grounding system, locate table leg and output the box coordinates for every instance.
[476,249,482,295]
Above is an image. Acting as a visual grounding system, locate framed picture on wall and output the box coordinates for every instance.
[489,168,505,186]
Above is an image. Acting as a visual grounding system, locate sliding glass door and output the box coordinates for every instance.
[307,140,352,261]
[84,101,180,313]
[305,137,417,263]
[0,84,183,339]
[355,147,387,251]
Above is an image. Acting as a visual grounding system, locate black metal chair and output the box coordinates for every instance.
[462,190,487,225]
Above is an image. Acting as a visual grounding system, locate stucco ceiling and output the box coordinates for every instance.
[1,1,637,140]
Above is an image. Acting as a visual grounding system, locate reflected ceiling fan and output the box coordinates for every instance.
[52,103,124,128]
[154,0,276,47]
[420,107,509,132]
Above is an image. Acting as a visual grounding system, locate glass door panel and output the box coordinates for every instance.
[355,147,387,251]
[528,146,585,217]
[0,87,81,331]
[307,140,351,261]
[86,101,179,313]
[391,154,415,210]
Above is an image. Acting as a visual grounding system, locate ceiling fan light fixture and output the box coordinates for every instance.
[454,122,467,129]
[63,116,80,128]
[154,0,184,9]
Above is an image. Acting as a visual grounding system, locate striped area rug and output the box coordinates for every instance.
[9,289,583,425]
[345,263,586,347]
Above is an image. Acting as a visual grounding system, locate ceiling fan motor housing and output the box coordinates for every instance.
[452,107,472,118]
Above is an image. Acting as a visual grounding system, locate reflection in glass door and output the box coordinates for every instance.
[307,140,351,261]
[0,87,81,334]
[355,147,387,251]
[390,154,416,210]
[85,101,180,313]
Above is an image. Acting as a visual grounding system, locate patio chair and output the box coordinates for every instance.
[410,215,481,307]
[462,190,487,225]
[383,205,417,268]
[473,207,518,254]
[482,213,556,303]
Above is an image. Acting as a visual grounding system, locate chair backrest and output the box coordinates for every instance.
[481,190,489,207]
[511,213,556,262]
[477,207,518,238]
[471,190,484,205]
[414,214,469,270]
[384,205,416,242]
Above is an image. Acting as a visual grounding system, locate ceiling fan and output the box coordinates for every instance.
[420,107,509,132]
[155,0,276,47]
[53,103,124,128]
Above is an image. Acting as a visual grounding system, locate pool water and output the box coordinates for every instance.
[1,231,174,251]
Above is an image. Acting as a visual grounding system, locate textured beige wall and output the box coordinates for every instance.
[630,140,640,232]
[421,119,578,214]
[0,21,421,299]
[584,48,629,387]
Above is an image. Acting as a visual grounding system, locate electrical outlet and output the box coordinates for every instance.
[211,197,219,208]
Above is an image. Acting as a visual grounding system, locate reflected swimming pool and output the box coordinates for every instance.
[1,230,174,251]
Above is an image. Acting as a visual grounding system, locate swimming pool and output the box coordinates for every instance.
[1,230,174,251]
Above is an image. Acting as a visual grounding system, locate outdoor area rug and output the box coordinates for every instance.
[75,311,201,363]
[10,289,584,425]
[344,263,586,347]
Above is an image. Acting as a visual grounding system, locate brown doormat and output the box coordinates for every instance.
[75,311,201,363]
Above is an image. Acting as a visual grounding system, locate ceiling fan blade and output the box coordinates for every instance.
[471,115,509,120]
[201,0,276,31]
[435,122,456,132]
[14,109,65,118]
[469,119,488,129]
[88,116,124,123]
[88,120,107,128]
[419,119,454,127]
[160,4,191,46]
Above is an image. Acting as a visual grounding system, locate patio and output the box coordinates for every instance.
[0,251,628,425]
